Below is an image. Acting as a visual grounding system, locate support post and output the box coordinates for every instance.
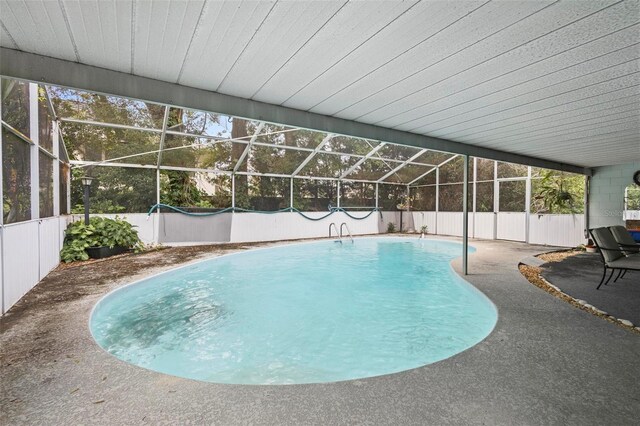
[66,167,71,214]
[406,185,411,232]
[52,121,60,216]
[290,178,294,209]
[231,174,236,209]
[463,155,469,275]
[29,83,39,220]
[337,181,341,208]
[435,167,440,235]
[155,168,160,244]
[525,166,532,243]
[493,161,499,240]
[472,157,477,239]
[375,183,379,209]
[584,175,590,240]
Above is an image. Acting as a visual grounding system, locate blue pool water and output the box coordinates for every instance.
[90,238,497,385]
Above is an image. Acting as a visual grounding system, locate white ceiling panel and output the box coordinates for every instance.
[133,0,205,81]
[376,26,640,130]
[412,59,639,136]
[349,0,636,126]
[176,0,275,90]
[309,0,557,116]
[251,0,418,104]
[485,116,640,149]
[416,71,640,137]
[62,0,132,73]
[0,20,18,49]
[216,0,346,98]
[457,102,640,143]
[0,0,77,61]
[1,0,638,168]
[423,87,640,140]
[280,0,486,110]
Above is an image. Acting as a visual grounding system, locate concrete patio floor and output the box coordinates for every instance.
[541,252,640,326]
[1,237,639,425]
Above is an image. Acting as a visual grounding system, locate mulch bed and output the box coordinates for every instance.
[519,262,639,335]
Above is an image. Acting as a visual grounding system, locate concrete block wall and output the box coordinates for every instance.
[589,161,640,229]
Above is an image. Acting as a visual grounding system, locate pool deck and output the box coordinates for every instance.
[1,236,639,425]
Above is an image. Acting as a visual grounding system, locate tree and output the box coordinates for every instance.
[531,171,584,214]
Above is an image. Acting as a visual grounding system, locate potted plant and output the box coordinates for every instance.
[420,225,428,239]
[584,238,597,253]
[61,216,144,262]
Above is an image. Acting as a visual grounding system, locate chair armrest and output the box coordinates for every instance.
[618,242,640,248]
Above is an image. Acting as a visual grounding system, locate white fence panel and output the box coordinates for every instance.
[379,212,400,232]
[473,213,495,239]
[159,213,232,243]
[0,229,3,314]
[437,212,464,236]
[496,212,526,241]
[38,218,61,280]
[2,221,40,313]
[409,212,436,234]
[529,214,585,247]
[231,211,379,243]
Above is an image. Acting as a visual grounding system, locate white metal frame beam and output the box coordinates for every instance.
[56,117,447,171]
[68,160,408,186]
[339,142,386,179]
[377,149,427,183]
[233,122,265,173]
[291,134,334,177]
[407,154,460,186]
[1,48,591,176]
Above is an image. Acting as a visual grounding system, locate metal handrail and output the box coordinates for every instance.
[329,222,341,242]
[340,223,354,243]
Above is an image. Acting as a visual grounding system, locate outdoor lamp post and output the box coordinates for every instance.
[81,175,94,225]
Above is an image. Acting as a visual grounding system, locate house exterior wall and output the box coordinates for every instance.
[589,161,640,229]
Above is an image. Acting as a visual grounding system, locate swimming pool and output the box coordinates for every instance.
[90,238,497,385]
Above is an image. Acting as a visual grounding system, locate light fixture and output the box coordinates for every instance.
[81,175,94,186]
[82,175,94,225]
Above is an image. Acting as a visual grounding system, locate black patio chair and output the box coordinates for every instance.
[588,227,640,290]
[609,225,640,256]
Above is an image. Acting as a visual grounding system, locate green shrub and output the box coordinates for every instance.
[61,216,143,262]
[420,225,428,234]
[387,222,396,233]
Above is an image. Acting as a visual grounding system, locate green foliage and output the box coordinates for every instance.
[160,170,212,208]
[60,217,143,262]
[420,225,428,234]
[531,171,584,214]
[70,167,156,214]
[387,222,396,233]
[626,184,640,210]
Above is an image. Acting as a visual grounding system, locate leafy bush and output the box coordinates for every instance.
[61,216,143,262]
[387,222,396,233]
[420,225,428,234]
